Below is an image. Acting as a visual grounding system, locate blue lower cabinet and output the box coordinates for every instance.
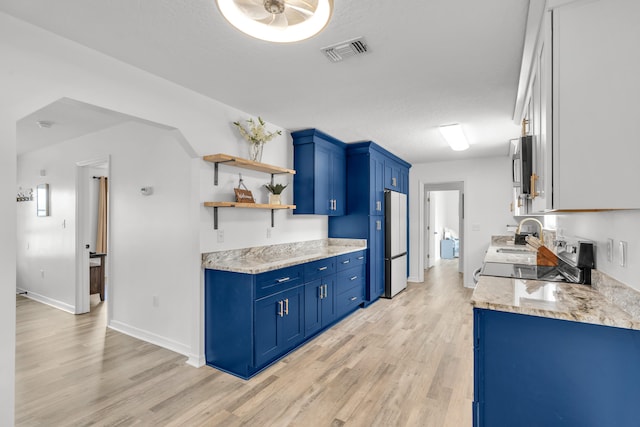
[205,253,365,379]
[304,277,336,337]
[474,308,640,426]
[254,285,304,367]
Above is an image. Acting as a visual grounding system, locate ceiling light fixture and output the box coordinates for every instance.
[216,0,334,43]
[439,123,470,151]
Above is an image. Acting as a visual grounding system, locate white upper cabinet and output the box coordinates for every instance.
[516,0,640,211]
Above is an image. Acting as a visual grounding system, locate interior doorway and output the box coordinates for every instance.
[76,158,110,315]
[423,182,464,275]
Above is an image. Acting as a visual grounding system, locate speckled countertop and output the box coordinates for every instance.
[202,238,367,274]
[473,235,640,331]
[472,275,640,330]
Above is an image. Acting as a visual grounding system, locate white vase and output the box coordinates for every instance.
[269,194,281,205]
[249,142,264,162]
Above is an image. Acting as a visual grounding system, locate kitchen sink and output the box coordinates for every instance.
[496,248,534,254]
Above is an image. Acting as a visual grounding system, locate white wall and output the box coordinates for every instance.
[410,156,513,287]
[1,12,327,422]
[441,190,459,238]
[556,211,640,291]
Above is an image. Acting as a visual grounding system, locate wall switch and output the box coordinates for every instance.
[217,229,224,243]
[152,295,159,307]
[266,228,272,239]
[620,241,627,267]
[607,238,614,262]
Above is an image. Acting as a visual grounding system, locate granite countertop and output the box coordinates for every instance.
[473,235,640,331]
[202,238,367,274]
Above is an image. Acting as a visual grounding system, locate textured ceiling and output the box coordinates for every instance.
[2,0,530,163]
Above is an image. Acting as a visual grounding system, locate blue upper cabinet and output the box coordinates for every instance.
[384,157,410,194]
[292,129,346,216]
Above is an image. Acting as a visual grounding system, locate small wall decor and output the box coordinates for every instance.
[234,174,255,203]
[16,188,33,202]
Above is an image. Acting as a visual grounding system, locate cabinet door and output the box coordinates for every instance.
[400,167,409,195]
[330,148,346,216]
[254,286,304,367]
[384,160,400,191]
[551,0,640,209]
[315,144,332,215]
[280,286,304,350]
[368,218,385,301]
[304,279,322,337]
[371,153,385,215]
[321,276,337,327]
[254,292,282,367]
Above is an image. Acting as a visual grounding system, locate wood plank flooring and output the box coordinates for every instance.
[16,260,474,426]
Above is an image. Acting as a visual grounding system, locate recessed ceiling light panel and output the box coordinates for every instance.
[439,123,470,151]
[216,0,334,43]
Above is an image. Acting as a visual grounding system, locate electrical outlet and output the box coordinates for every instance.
[607,238,614,263]
[153,295,159,307]
[217,229,224,243]
[620,241,628,267]
[267,228,272,239]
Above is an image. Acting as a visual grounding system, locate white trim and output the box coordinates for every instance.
[17,289,75,314]
[407,276,421,283]
[75,156,110,316]
[108,320,193,360]
[186,354,206,368]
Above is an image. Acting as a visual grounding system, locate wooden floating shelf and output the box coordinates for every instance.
[204,202,296,229]
[204,202,296,209]
[203,153,295,178]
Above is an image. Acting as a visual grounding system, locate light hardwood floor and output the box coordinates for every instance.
[16,260,474,426]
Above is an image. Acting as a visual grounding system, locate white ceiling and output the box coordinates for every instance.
[2,0,530,163]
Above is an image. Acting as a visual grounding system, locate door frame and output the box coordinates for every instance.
[75,156,110,315]
[417,181,465,281]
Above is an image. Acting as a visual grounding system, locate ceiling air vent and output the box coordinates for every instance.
[321,37,369,63]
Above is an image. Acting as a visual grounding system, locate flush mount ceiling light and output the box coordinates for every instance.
[216,0,334,43]
[439,123,470,151]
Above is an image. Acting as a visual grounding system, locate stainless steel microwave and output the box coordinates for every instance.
[512,135,533,195]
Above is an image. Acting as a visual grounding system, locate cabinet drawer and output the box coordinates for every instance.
[336,284,364,316]
[336,264,365,295]
[336,250,366,272]
[255,265,303,300]
[303,257,336,282]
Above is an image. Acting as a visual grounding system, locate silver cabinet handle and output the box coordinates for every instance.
[276,277,290,283]
[357,256,364,260]
[284,298,289,315]
[342,260,350,264]
[318,266,328,271]
[350,276,358,281]
[376,220,381,231]
[392,177,397,187]
[350,296,357,301]
[323,284,327,299]
[376,200,381,211]
[334,200,338,211]
[278,300,284,317]
[318,286,323,299]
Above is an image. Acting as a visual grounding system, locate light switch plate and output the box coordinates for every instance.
[217,229,224,243]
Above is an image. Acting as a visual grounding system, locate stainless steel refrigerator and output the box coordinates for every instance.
[384,190,407,298]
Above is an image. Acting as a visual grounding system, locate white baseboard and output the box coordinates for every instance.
[407,276,421,283]
[17,289,75,314]
[108,319,193,362]
[187,354,206,368]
